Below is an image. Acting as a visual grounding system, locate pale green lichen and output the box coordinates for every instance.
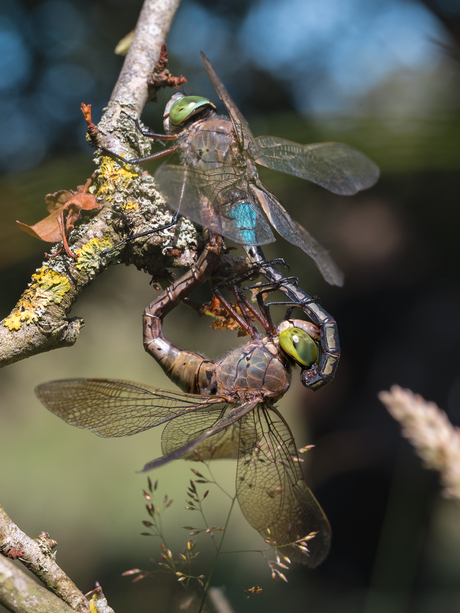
[4,268,71,331]
[174,218,198,251]
[75,237,113,271]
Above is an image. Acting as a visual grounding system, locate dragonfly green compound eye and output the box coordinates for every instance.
[279,327,318,367]
[169,96,215,126]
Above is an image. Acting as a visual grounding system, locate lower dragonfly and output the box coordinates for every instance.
[35,231,332,566]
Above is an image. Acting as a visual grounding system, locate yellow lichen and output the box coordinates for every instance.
[31,268,71,300]
[76,237,113,271]
[4,268,71,331]
[4,309,33,331]
[123,200,139,210]
[96,156,138,201]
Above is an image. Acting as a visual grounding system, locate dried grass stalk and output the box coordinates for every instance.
[379,385,460,500]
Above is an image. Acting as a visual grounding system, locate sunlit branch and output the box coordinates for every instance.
[0,0,204,369]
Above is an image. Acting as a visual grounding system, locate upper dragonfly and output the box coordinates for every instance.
[110,52,379,286]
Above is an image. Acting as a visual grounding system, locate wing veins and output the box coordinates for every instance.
[35,378,228,438]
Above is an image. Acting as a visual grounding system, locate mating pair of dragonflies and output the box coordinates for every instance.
[36,53,378,566]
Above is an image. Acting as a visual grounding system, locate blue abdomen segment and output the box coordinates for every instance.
[216,196,275,246]
[226,202,258,244]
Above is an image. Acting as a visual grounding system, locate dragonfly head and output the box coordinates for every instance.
[277,319,319,369]
[163,93,216,133]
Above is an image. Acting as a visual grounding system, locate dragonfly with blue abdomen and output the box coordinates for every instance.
[103,52,379,287]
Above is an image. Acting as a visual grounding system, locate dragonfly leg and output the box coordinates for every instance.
[103,212,180,256]
[143,230,223,395]
[233,285,277,336]
[242,275,300,293]
[121,112,179,141]
[95,143,180,166]
[214,257,291,291]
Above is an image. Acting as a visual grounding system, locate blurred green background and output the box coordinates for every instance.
[1,0,460,611]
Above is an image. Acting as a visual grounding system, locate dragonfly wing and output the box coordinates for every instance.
[236,405,331,567]
[255,136,379,195]
[200,52,258,153]
[251,183,344,286]
[141,399,259,471]
[155,164,275,246]
[161,406,242,460]
[35,378,228,438]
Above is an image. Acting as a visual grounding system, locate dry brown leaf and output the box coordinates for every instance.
[202,295,254,335]
[16,179,102,257]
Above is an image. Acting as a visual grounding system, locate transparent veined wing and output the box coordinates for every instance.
[250,182,344,286]
[254,136,380,195]
[35,378,229,438]
[161,407,242,460]
[155,164,275,245]
[236,404,331,567]
[200,52,258,154]
[141,399,259,471]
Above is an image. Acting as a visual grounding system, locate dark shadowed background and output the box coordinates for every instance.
[1,0,460,611]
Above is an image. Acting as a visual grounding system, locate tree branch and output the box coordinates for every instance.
[0,165,199,367]
[0,0,204,369]
[0,505,91,612]
[0,555,75,613]
[99,0,183,152]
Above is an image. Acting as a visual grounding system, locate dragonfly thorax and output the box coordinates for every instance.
[215,338,291,402]
[179,115,243,170]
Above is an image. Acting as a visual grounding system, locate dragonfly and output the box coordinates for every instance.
[35,231,332,566]
[103,52,379,286]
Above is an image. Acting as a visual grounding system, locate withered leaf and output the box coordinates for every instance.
[201,294,255,335]
[17,180,102,257]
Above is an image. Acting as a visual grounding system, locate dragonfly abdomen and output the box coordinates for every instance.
[146,332,216,395]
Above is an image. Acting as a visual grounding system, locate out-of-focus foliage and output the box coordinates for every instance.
[0,0,458,174]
